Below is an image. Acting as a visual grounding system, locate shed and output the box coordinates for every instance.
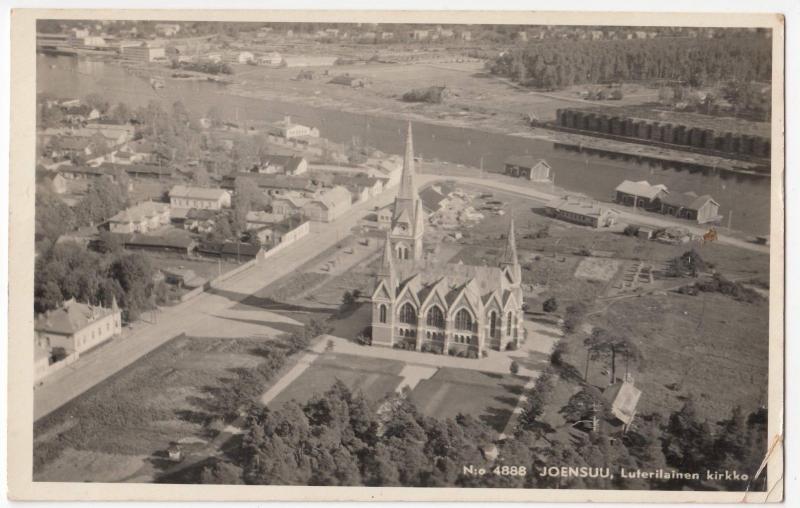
[603,379,642,431]
[504,156,552,182]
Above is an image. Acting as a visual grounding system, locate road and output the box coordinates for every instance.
[33,189,399,421]
[418,173,769,254]
[35,171,766,420]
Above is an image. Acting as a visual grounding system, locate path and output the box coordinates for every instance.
[34,188,399,421]
[259,340,327,406]
[418,174,769,254]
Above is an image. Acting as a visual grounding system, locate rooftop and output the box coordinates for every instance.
[109,201,170,224]
[35,298,118,336]
[169,185,230,201]
[615,180,669,200]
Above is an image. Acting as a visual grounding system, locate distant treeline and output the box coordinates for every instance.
[489,37,772,90]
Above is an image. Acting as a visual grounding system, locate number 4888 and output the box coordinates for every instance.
[493,465,527,476]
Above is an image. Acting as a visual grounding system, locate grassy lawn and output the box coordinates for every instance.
[409,368,527,433]
[577,291,769,422]
[268,353,405,407]
[33,335,280,482]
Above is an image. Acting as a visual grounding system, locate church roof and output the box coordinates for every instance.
[393,259,512,308]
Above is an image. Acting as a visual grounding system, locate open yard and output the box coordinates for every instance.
[33,334,286,483]
[268,353,405,408]
[575,290,770,423]
[268,350,529,434]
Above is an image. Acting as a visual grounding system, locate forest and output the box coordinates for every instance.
[194,380,767,491]
[489,36,772,90]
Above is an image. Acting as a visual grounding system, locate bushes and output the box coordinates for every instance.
[510,360,520,375]
[550,340,568,366]
[402,86,447,104]
[563,303,587,334]
[623,225,640,237]
[542,297,558,313]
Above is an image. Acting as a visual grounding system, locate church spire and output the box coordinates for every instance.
[501,217,519,266]
[394,122,418,220]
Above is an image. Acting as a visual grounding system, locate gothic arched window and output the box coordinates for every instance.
[399,303,417,324]
[427,306,445,328]
[379,304,387,324]
[455,309,473,331]
[489,311,498,338]
[507,312,513,335]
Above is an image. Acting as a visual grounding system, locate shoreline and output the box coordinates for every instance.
[223,83,768,177]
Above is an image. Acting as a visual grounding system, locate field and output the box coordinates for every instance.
[33,334,282,483]
[269,351,528,434]
[268,353,405,407]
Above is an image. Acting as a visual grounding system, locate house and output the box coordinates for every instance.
[659,192,721,224]
[35,298,122,356]
[370,123,524,353]
[504,156,552,182]
[330,174,384,198]
[78,123,135,146]
[122,233,197,256]
[408,29,429,40]
[303,186,352,222]
[169,185,232,210]
[155,23,182,37]
[271,193,310,217]
[228,173,319,197]
[268,116,319,139]
[58,137,93,159]
[63,104,100,124]
[115,164,171,179]
[253,155,308,175]
[226,51,255,64]
[258,51,283,66]
[108,201,171,234]
[121,42,166,62]
[614,180,669,209]
[544,195,619,228]
[198,241,265,261]
[419,185,451,213]
[245,210,284,230]
[603,378,642,431]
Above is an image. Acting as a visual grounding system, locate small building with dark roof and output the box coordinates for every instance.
[504,156,552,182]
[659,192,721,224]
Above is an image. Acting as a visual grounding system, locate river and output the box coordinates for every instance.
[37,54,771,236]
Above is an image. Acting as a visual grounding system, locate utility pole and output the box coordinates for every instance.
[727,210,733,230]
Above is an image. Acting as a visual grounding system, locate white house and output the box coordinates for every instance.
[169,185,232,210]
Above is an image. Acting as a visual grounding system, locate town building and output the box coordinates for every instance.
[544,195,619,228]
[614,180,669,209]
[122,233,197,256]
[302,186,352,222]
[418,183,455,213]
[370,123,524,354]
[155,23,182,37]
[257,51,283,67]
[268,116,320,140]
[169,185,232,210]
[108,201,170,234]
[121,42,166,62]
[253,154,308,175]
[271,193,310,217]
[35,298,122,356]
[504,156,552,182]
[226,51,255,64]
[659,192,721,224]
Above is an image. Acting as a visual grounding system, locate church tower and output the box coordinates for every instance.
[499,217,522,287]
[390,122,424,261]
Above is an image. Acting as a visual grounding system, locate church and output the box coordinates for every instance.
[370,123,525,356]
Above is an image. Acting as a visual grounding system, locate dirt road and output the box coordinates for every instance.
[33,189,399,421]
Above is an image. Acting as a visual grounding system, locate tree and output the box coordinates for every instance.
[200,461,244,484]
[542,297,558,313]
[84,93,110,115]
[192,165,211,187]
[509,360,519,375]
[584,328,643,385]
